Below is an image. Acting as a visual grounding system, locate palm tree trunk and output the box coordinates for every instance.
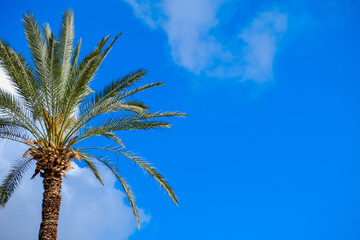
[38,175,63,240]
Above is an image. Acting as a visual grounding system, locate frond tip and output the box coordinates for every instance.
[90,155,141,229]
[112,147,179,204]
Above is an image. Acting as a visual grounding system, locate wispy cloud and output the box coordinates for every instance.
[239,11,288,83]
[123,0,287,83]
[125,0,163,29]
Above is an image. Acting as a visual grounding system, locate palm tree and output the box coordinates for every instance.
[0,10,185,240]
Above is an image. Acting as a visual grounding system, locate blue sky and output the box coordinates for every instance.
[0,0,360,239]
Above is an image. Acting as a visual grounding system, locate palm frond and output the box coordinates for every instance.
[116,82,165,101]
[0,158,34,208]
[74,127,126,150]
[44,25,57,116]
[78,153,104,185]
[99,33,121,59]
[81,111,185,134]
[79,69,148,120]
[0,89,43,139]
[55,10,74,91]
[72,111,185,145]
[0,116,31,143]
[62,68,150,142]
[22,12,50,108]
[63,35,111,109]
[0,126,31,143]
[79,146,179,205]
[84,153,140,229]
[80,98,149,121]
[0,40,43,120]
[60,39,105,124]
[68,39,82,84]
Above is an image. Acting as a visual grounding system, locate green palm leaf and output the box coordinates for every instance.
[0,158,35,208]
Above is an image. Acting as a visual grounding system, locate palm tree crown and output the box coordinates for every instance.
[0,10,185,230]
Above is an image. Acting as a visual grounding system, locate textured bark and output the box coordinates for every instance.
[38,175,62,240]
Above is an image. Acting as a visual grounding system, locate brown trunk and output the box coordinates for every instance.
[38,175,62,240]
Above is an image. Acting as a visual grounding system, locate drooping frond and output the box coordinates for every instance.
[78,153,104,185]
[84,153,140,229]
[0,158,34,208]
[82,131,126,148]
[79,146,179,205]
[112,148,179,205]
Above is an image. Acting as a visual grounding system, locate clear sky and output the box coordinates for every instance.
[0,0,360,239]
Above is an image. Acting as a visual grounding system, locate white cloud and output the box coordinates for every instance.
[123,0,287,83]
[125,0,163,29]
[0,141,150,240]
[162,0,227,74]
[240,12,288,83]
